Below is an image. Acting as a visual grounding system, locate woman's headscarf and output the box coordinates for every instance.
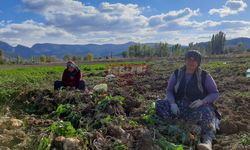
[185,50,202,66]
[66,61,80,72]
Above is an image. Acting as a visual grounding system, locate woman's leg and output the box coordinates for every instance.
[187,105,217,149]
[54,81,63,90]
[78,80,85,90]
[155,99,176,119]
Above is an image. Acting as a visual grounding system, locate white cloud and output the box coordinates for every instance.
[0,21,4,26]
[200,20,250,30]
[0,19,151,46]
[0,20,13,27]
[1,1,250,46]
[22,0,147,33]
[209,0,247,17]
[0,20,77,46]
[148,8,200,32]
[163,8,200,22]
[148,14,165,27]
[1,17,250,46]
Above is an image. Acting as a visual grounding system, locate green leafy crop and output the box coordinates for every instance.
[48,121,76,137]
[97,95,125,111]
[37,136,51,150]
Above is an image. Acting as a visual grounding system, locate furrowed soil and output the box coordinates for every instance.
[0,56,249,150]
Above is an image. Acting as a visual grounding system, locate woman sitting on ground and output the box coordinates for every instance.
[156,50,220,150]
[54,61,85,91]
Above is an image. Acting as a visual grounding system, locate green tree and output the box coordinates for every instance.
[46,56,57,63]
[128,45,136,57]
[135,44,141,57]
[153,42,169,57]
[162,42,169,57]
[206,42,212,54]
[122,51,128,58]
[126,42,170,58]
[72,56,77,61]
[16,56,23,64]
[63,54,72,61]
[172,44,182,56]
[110,51,113,59]
[40,55,47,63]
[144,46,151,57]
[148,47,155,57]
[211,31,226,54]
[0,49,6,64]
[188,42,194,50]
[140,45,146,57]
[32,56,40,63]
[237,42,246,51]
[154,43,162,57]
[0,49,3,59]
[85,53,94,61]
[76,56,83,61]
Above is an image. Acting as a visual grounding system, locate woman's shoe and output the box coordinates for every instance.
[197,143,212,150]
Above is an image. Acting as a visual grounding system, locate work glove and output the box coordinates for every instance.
[170,103,180,115]
[189,99,204,109]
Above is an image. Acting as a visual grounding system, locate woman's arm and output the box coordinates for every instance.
[203,74,219,104]
[72,71,82,86]
[75,71,81,81]
[166,73,177,104]
[62,70,68,84]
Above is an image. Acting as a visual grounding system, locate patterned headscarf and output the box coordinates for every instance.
[185,50,202,66]
[66,61,80,71]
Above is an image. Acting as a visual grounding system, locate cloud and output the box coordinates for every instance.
[1,1,250,47]
[0,19,151,47]
[163,8,200,22]
[0,21,5,26]
[0,20,13,27]
[148,14,165,27]
[22,0,147,33]
[0,20,76,46]
[209,0,247,17]
[148,8,200,30]
[148,8,200,32]
[1,18,250,46]
[200,20,250,31]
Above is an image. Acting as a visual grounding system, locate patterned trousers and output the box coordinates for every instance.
[155,99,218,140]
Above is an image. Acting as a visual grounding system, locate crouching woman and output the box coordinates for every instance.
[54,61,85,91]
[156,50,220,150]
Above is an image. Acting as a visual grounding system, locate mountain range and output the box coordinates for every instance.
[0,41,137,59]
[0,37,250,59]
[195,37,250,49]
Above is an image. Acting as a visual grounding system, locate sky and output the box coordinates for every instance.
[0,0,249,47]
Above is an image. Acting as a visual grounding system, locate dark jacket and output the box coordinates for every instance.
[62,69,83,87]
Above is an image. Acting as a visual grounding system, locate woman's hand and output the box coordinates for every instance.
[170,103,180,115]
[189,99,207,109]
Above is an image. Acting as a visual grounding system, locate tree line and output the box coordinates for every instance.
[1,31,250,64]
[0,50,95,64]
[122,31,250,58]
[122,42,184,58]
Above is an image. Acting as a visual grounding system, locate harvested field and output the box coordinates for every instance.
[0,57,250,150]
